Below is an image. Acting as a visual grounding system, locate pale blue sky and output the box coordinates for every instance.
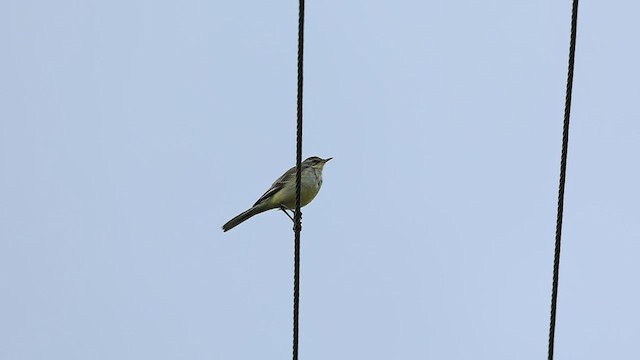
[1,1,639,359]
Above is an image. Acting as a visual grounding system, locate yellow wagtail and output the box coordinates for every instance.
[222,156,331,232]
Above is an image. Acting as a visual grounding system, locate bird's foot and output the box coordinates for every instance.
[280,204,302,231]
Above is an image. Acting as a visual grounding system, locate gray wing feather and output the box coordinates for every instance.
[253,165,296,206]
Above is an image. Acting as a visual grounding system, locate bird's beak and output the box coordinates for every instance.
[324,157,332,163]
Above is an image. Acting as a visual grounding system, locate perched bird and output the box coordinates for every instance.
[222,156,332,232]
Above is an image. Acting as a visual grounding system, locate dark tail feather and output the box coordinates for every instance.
[222,205,269,232]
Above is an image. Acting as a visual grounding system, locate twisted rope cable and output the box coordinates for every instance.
[548,1,579,359]
[292,0,305,359]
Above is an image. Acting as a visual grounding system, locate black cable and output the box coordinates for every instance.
[548,1,579,359]
[292,0,305,359]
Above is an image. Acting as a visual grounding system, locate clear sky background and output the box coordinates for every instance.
[1,1,639,359]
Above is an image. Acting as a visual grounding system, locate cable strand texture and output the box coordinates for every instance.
[548,1,579,359]
[292,1,305,360]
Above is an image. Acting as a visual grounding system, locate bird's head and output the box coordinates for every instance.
[303,156,332,169]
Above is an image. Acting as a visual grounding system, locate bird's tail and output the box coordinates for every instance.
[222,205,270,232]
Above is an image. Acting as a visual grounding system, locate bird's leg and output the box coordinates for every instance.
[280,204,295,223]
[280,204,303,231]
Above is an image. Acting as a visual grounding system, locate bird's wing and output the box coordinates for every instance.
[253,165,296,207]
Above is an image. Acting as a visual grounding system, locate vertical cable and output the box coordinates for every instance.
[548,1,579,359]
[292,0,305,359]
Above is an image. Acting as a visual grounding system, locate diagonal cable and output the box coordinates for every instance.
[292,0,305,359]
[548,1,579,359]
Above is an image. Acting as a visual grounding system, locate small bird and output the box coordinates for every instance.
[222,156,332,232]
